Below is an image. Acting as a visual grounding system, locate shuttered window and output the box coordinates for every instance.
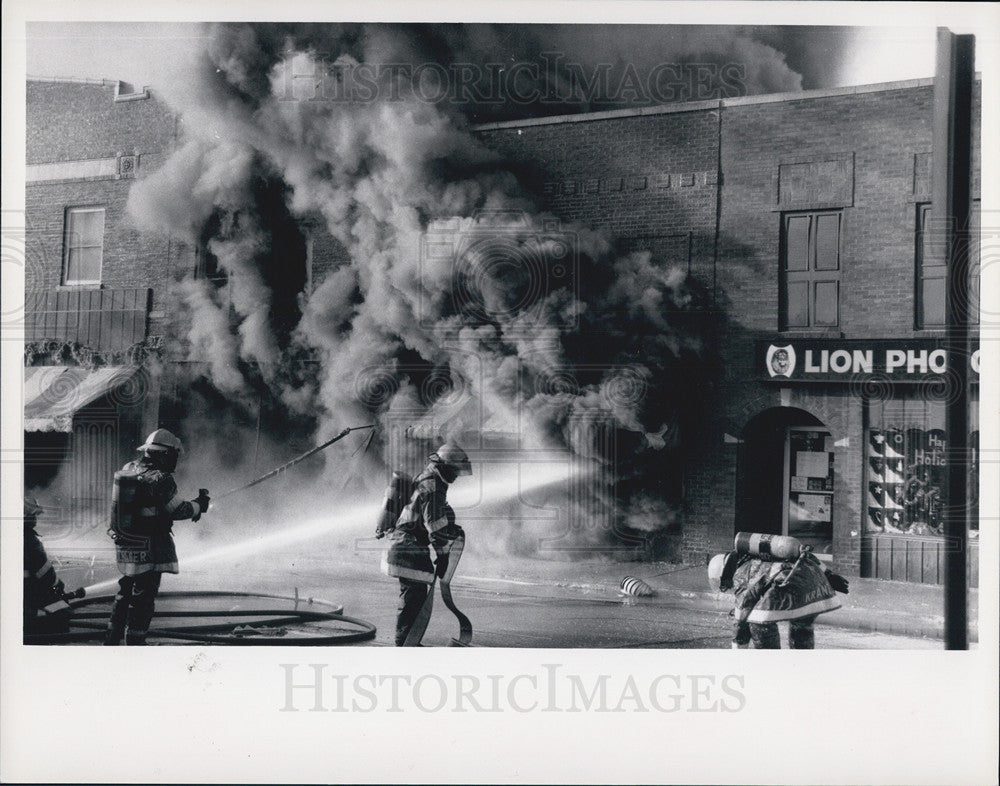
[780,210,841,330]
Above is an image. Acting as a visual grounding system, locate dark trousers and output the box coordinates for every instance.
[396,578,429,647]
[789,615,818,649]
[749,622,781,649]
[106,572,162,645]
[743,617,818,649]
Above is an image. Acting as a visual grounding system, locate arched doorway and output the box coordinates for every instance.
[735,407,834,559]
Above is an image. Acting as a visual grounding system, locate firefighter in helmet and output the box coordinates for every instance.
[382,443,471,646]
[708,549,848,649]
[23,495,62,630]
[104,429,210,645]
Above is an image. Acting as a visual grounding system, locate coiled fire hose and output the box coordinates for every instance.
[24,591,377,646]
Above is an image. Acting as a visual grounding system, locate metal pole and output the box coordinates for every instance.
[932,29,974,650]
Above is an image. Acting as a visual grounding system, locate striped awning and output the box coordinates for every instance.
[23,366,139,432]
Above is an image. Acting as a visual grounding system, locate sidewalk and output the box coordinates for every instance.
[457,554,980,642]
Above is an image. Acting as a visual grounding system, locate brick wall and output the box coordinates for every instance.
[25,82,182,348]
[476,107,720,271]
[26,81,175,164]
[24,176,183,344]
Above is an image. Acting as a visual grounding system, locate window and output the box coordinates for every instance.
[866,391,979,538]
[194,242,228,286]
[62,207,105,285]
[780,210,841,330]
[916,201,981,328]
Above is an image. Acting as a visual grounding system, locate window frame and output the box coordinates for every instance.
[62,206,106,286]
[779,209,843,331]
[915,202,946,329]
[915,200,981,329]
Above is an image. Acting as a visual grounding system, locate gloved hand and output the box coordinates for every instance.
[826,570,850,594]
[191,490,210,522]
[434,553,449,579]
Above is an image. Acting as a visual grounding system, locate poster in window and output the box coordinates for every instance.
[797,493,832,522]
[795,451,829,478]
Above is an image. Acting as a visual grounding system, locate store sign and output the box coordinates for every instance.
[757,339,980,382]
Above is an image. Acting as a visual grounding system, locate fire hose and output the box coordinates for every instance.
[24,591,376,646]
[400,534,472,647]
[217,425,375,500]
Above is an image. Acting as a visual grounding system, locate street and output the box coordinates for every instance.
[45,543,941,649]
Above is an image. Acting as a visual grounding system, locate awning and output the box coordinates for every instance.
[24,366,139,432]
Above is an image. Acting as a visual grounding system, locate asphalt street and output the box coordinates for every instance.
[48,548,940,649]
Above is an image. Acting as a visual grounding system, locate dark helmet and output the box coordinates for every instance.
[429,443,472,477]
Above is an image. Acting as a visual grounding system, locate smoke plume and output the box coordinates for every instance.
[124,23,771,558]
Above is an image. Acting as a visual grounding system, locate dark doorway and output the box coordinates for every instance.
[736,407,825,537]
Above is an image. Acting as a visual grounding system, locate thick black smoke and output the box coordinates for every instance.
[126,24,800,556]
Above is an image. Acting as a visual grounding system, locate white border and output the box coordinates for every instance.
[3,3,998,784]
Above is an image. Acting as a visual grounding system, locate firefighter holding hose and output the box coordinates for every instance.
[379,443,472,646]
[104,429,210,645]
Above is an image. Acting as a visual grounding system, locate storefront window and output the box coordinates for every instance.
[866,392,979,537]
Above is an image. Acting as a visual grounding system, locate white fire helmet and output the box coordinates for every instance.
[430,443,472,476]
[708,552,732,592]
[138,428,184,455]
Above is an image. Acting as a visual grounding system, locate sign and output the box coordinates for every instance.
[757,339,980,383]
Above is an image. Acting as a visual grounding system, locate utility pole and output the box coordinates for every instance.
[932,28,975,650]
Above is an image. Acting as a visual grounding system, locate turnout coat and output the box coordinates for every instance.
[732,552,841,624]
[110,458,200,576]
[382,468,463,584]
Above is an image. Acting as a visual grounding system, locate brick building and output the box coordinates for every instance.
[24,76,980,583]
[24,78,180,527]
[475,77,981,583]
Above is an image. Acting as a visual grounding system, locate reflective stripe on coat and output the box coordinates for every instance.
[734,554,841,624]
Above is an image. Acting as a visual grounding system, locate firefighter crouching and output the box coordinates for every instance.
[708,537,850,649]
[380,444,471,646]
[105,429,210,646]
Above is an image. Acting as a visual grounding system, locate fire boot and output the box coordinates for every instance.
[125,629,149,646]
[104,625,124,646]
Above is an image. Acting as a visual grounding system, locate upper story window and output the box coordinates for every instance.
[780,210,841,330]
[916,201,980,328]
[62,207,105,285]
[194,242,228,286]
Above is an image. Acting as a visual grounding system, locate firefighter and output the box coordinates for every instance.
[382,443,471,646]
[104,429,210,645]
[23,495,63,628]
[708,549,849,649]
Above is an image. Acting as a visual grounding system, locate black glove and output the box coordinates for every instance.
[190,490,210,522]
[826,570,850,594]
[435,553,449,579]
